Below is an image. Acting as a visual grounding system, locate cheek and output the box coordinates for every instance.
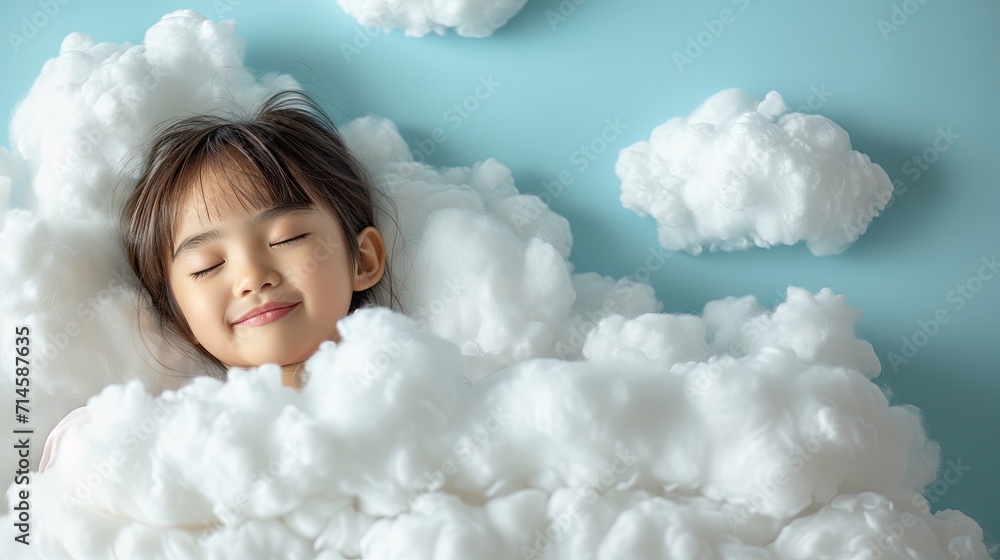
[171,281,218,324]
[171,293,198,330]
[295,243,343,282]
[303,261,354,309]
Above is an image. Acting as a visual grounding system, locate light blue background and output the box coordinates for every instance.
[2,0,997,548]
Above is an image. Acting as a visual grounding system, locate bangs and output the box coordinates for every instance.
[164,132,319,259]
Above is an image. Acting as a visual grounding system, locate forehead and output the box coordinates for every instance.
[173,165,253,229]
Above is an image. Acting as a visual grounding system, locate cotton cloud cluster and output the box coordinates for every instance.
[336,0,527,38]
[0,308,986,559]
[0,9,990,560]
[616,89,894,256]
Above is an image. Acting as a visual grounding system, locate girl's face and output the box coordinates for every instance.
[166,166,384,374]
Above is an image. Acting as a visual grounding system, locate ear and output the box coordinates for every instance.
[353,226,386,291]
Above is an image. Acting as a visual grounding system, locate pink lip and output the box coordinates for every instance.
[232,302,300,327]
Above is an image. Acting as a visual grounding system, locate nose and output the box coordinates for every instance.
[233,250,282,296]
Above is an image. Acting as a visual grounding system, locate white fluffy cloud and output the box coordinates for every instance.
[0,310,975,559]
[616,89,894,256]
[336,0,528,38]
[0,10,990,560]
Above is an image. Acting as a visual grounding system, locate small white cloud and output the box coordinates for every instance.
[336,0,528,38]
[616,88,894,256]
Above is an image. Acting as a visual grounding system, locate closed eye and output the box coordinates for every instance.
[190,264,220,279]
[272,234,308,247]
[189,235,309,280]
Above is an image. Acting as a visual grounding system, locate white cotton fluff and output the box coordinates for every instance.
[581,286,881,377]
[0,308,984,560]
[616,88,894,256]
[4,10,299,226]
[0,9,990,560]
[335,0,528,38]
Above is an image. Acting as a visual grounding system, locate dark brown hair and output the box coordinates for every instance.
[118,89,401,377]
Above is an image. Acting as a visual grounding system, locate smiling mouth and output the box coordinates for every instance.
[232,302,301,327]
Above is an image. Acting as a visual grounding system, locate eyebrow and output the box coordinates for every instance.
[172,205,316,261]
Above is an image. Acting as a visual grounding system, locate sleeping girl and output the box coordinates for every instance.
[39,89,400,472]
